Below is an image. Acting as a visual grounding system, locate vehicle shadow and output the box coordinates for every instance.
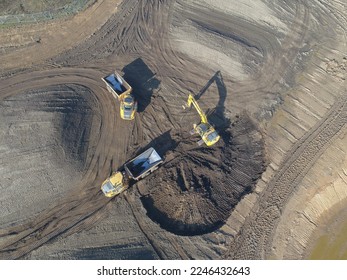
[131,130,178,161]
[122,58,160,113]
[195,70,231,131]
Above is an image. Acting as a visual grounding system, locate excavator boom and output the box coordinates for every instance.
[185,93,220,146]
[186,94,208,124]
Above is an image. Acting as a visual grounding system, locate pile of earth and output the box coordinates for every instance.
[141,114,267,235]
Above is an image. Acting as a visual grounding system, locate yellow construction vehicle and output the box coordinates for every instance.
[101,171,128,198]
[120,94,137,120]
[185,93,220,146]
[102,70,137,120]
[101,147,163,197]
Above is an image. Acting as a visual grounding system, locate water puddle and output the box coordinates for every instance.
[309,213,347,259]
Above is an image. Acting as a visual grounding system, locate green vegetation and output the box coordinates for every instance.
[0,0,74,16]
[310,217,347,259]
[0,0,94,26]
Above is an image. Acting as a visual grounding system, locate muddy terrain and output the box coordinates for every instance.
[0,0,346,259]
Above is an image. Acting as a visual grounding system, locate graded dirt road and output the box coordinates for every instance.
[0,0,346,259]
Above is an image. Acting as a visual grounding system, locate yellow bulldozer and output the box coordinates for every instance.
[185,93,220,146]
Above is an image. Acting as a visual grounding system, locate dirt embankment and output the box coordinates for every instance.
[0,0,346,260]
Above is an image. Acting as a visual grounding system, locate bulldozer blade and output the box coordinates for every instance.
[197,139,204,146]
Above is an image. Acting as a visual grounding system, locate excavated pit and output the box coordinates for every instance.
[0,84,100,225]
[141,114,267,235]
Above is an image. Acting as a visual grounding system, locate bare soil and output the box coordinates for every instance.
[141,115,266,236]
[0,0,346,260]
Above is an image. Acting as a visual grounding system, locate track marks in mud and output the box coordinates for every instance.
[1,0,345,260]
[0,0,121,72]
[0,84,99,224]
[52,0,172,65]
[0,68,135,259]
[141,114,266,235]
[226,93,347,259]
[171,0,310,101]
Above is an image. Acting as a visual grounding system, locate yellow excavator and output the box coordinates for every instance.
[185,93,220,146]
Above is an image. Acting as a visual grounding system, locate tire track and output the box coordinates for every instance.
[0,67,134,259]
[0,0,122,72]
[225,91,347,259]
[1,0,346,260]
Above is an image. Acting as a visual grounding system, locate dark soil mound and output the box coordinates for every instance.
[141,114,267,235]
[0,84,99,170]
[0,84,101,227]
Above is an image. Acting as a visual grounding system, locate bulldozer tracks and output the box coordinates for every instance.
[225,91,347,259]
[1,0,347,260]
[0,67,134,259]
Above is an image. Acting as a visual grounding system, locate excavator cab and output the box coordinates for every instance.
[195,123,220,146]
[120,94,137,120]
[186,93,220,147]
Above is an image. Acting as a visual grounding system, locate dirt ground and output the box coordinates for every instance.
[0,0,346,259]
[0,0,74,15]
